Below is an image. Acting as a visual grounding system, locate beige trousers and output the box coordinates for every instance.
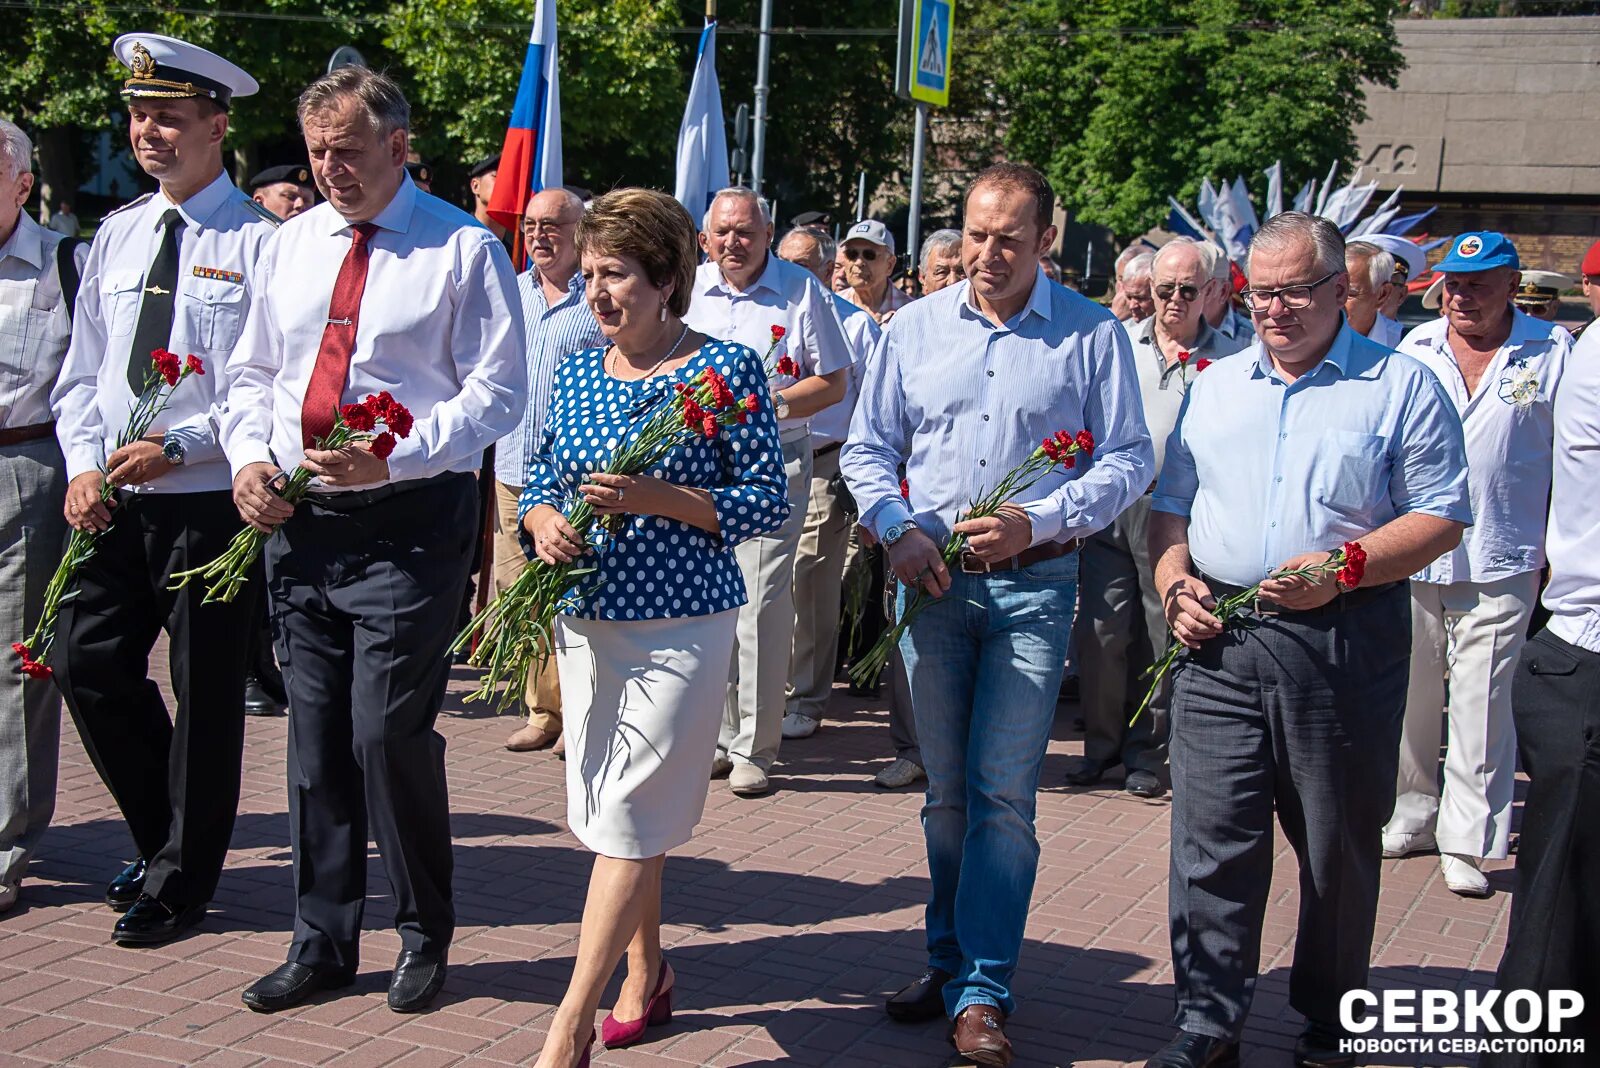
[786,446,853,720]
[492,480,562,730]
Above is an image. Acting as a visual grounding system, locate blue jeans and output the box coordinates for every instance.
[899,550,1079,1017]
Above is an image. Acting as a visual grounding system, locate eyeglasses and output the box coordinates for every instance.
[522,219,572,236]
[843,247,880,262]
[1154,283,1200,303]
[1241,271,1339,313]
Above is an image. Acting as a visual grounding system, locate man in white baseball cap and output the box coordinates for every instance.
[840,219,910,324]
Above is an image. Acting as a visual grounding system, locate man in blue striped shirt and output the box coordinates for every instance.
[493,188,603,755]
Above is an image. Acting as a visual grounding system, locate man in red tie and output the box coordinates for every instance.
[220,67,526,1015]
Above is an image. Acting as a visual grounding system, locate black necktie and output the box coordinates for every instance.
[128,208,184,391]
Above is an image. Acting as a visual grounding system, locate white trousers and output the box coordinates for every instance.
[1385,572,1539,859]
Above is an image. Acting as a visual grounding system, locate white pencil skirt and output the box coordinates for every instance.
[556,609,739,859]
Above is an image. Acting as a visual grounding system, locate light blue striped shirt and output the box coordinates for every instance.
[493,268,605,487]
[1152,322,1473,588]
[841,269,1154,547]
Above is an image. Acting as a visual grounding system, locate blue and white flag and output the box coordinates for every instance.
[1197,178,1222,233]
[1293,180,1315,214]
[1165,197,1209,242]
[674,20,731,222]
[1313,161,1339,217]
[1263,161,1283,220]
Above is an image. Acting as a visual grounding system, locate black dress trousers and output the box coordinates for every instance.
[56,490,259,907]
[265,474,475,973]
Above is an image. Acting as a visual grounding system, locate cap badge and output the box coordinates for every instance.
[1459,236,1483,258]
[129,42,156,80]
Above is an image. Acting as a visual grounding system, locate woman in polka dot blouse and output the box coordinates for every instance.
[517,189,788,1068]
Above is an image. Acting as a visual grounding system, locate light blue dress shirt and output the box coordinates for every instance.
[492,269,605,487]
[841,269,1154,547]
[1152,322,1473,588]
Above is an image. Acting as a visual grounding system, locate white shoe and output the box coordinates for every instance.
[781,713,819,740]
[0,883,16,914]
[874,758,926,789]
[1381,831,1437,859]
[710,755,733,779]
[728,764,771,796]
[1440,853,1491,897]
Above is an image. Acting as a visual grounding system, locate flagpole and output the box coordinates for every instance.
[750,0,773,195]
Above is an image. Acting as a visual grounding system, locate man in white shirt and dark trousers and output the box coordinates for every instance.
[685,189,850,797]
[51,34,276,946]
[1385,232,1571,896]
[1482,317,1600,1068]
[0,119,87,914]
[223,67,525,1014]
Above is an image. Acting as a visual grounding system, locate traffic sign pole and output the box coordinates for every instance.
[908,101,927,291]
[751,0,773,196]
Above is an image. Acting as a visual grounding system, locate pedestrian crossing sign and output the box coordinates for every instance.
[911,0,953,107]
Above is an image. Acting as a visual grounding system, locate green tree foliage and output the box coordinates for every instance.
[959,0,1405,237]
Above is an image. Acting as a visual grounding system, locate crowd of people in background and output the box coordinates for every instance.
[3,26,1600,1068]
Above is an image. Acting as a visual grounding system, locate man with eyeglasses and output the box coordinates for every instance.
[1145,212,1470,1068]
[839,219,910,325]
[1385,232,1571,898]
[1511,270,1571,328]
[1069,238,1248,802]
[493,188,603,756]
[1342,240,1403,348]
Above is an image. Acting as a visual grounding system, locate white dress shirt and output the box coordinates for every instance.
[684,253,852,435]
[0,212,86,429]
[1399,309,1570,584]
[52,172,277,494]
[223,174,527,491]
[1543,325,1600,653]
[806,292,880,449]
[1364,314,1404,349]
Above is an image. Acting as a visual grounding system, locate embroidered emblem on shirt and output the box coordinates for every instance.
[192,266,244,284]
[1500,363,1540,409]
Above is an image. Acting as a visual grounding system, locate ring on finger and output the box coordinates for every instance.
[616,487,626,503]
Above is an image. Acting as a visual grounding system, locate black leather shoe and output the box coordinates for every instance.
[885,966,952,1022]
[1064,756,1113,787]
[1145,1030,1241,1068]
[112,894,205,945]
[1125,770,1167,799]
[244,676,286,716]
[241,962,356,1013]
[388,950,447,1013]
[1295,1020,1357,1068]
[105,858,146,912]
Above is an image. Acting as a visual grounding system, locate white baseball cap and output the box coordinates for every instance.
[844,219,896,256]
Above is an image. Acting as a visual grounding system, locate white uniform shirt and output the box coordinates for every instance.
[1364,314,1404,349]
[223,175,527,491]
[52,172,277,494]
[684,254,852,435]
[0,212,87,429]
[1543,325,1600,653]
[806,292,881,449]
[1399,308,1571,584]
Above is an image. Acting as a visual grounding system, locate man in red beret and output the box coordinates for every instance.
[1580,240,1600,334]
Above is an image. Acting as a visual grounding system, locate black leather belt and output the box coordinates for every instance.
[0,421,56,447]
[813,440,841,459]
[305,471,468,513]
[959,537,1081,574]
[1198,572,1402,618]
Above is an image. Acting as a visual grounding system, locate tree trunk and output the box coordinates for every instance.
[35,126,77,224]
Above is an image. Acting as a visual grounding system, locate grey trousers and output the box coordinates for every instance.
[721,429,811,771]
[1074,496,1168,772]
[787,446,852,721]
[0,438,67,888]
[1168,583,1409,1039]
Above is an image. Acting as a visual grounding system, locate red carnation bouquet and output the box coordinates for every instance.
[14,349,205,677]
[454,367,759,708]
[1129,541,1368,724]
[848,429,1095,688]
[169,392,414,603]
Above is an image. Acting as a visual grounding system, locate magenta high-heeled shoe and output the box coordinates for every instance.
[575,1030,595,1068]
[600,958,672,1049]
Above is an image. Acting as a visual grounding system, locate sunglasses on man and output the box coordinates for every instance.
[1154,283,1201,303]
[843,247,881,262]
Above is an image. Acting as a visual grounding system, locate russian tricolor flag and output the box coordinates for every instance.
[487,0,563,239]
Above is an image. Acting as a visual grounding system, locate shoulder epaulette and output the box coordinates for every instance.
[100,192,154,223]
[241,197,284,229]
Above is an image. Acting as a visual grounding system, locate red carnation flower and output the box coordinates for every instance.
[370,432,397,460]
[340,403,377,432]
[743,393,761,413]
[771,324,786,341]
[152,349,182,387]
[1178,350,1191,365]
[683,399,706,429]
[701,414,719,439]
[1337,540,1368,590]
[185,354,205,376]
[385,405,414,439]
[1195,358,1213,373]
[775,356,800,378]
[1075,430,1096,455]
[900,479,910,500]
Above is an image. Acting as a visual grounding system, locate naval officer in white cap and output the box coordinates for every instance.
[50,32,278,946]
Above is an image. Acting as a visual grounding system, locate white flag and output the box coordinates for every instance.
[674,20,731,221]
[1264,161,1284,220]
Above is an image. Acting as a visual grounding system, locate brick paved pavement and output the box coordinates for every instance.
[0,660,1511,1067]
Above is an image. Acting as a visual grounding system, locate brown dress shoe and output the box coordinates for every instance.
[551,732,566,759]
[505,724,559,752]
[951,1004,1013,1066]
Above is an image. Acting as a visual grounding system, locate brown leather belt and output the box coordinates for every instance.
[959,537,1081,574]
[0,421,56,447]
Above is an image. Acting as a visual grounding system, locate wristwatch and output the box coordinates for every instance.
[774,390,791,420]
[161,433,186,467]
[883,519,918,547]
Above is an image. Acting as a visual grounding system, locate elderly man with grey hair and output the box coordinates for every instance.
[1202,248,1254,343]
[1145,212,1470,1068]
[0,118,84,914]
[1068,237,1249,801]
[685,187,851,797]
[919,227,964,294]
[1343,240,1403,348]
[1119,250,1156,324]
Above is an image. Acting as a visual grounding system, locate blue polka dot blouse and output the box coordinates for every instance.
[517,338,791,621]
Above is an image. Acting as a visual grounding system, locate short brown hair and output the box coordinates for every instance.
[297,66,410,137]
[968,163,1054,234]
[577,188,699,317]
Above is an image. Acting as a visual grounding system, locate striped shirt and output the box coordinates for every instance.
[0,212,85,428]
[493,268,604,487]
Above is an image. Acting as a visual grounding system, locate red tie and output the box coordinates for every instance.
[301,222,378,448]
